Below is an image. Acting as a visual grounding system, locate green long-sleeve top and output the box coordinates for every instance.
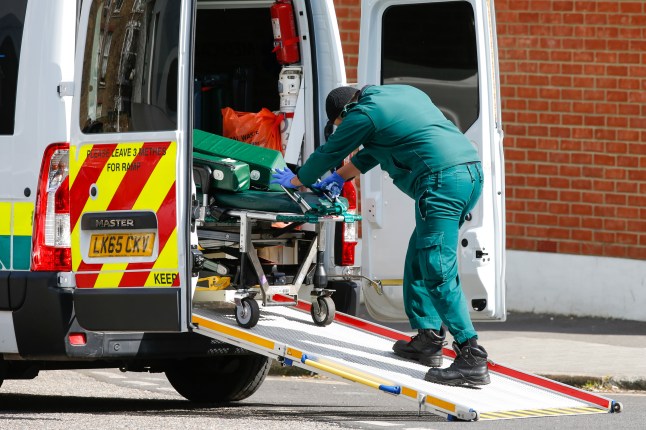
[297,85,480,198]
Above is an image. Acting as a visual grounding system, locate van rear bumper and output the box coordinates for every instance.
[1,271,240,361]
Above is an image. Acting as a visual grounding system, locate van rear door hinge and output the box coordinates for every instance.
[57,82,74,97]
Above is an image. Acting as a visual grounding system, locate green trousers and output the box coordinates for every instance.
[403,162,484,344]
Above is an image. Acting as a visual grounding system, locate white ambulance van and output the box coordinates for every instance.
[0,0,504,401]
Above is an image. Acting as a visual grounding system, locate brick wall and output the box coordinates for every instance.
[333,0,361,82]
[335,0,646,261]
[497,0,646,260]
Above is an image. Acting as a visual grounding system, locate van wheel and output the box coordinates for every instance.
[165,354,270,403]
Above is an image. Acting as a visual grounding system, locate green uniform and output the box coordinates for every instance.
[298,85,483,343]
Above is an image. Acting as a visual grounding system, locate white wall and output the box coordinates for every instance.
[506,250,646,322]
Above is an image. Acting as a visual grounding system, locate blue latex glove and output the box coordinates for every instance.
[313,171,345,198]
[271,167,298,189]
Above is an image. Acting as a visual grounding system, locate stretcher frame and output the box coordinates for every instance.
[193,186,357,328]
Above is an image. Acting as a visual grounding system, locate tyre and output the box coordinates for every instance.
[311,296,335,326]
[165,354,270,403]
[235,297,260,328]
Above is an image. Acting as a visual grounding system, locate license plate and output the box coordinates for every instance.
[89,233,155,257]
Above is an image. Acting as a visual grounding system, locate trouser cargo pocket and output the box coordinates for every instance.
[416,232,446,287]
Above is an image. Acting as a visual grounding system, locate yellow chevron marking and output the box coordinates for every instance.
[70,143,146,271]
[0,202,10,235]
[135,141,176,210]
[13,202,34,236]
[84,143,142,214]
[94,264,129,288]
[120,141,179,285]
[148,228,179,284]
[69,145,83,271]
[193,315,275,350]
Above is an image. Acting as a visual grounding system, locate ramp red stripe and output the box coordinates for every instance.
[107,141,171,211]
[282,297,411,341]
[70,143,118,231]
[488,365,612,409]
[284,296,613,409]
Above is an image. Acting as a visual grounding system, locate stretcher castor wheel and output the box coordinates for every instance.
[235,298,260,328]
[311,296,335,326]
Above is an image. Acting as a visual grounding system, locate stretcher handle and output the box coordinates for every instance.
[281,185,313,213]
[311,180,348,213]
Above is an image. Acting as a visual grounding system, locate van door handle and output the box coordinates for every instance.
[475,249,488,259]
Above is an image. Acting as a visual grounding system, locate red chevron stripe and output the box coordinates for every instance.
[107,141,171,211]
[76,272,100,288]
[117,270,152,288]
[75,252,103,288]
[73,141,176,289]
[153,181,177,252]
[118,182,177,287]
[70,143,117,231]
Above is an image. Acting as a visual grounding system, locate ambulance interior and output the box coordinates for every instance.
[190,2,352,326]
[193,5,283,136]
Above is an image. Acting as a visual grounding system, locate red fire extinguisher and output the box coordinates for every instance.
[271,0,300,65]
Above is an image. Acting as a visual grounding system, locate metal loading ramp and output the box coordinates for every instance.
[192,301,620,422]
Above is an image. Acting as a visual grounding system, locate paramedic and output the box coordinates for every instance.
[272,84,489,386]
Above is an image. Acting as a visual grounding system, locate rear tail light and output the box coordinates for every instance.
[336,180,358,266]
[32,143,71,271]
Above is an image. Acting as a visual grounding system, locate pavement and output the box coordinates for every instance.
[360,309,646,391]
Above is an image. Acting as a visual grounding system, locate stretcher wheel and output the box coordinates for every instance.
[235,298,260,328]
[311,296,335,326]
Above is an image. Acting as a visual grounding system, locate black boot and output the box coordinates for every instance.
[424,340,491,386]
[392,327,446,367]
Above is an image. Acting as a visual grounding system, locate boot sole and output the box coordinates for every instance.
[393,350,443,367]
[424,372,491,387]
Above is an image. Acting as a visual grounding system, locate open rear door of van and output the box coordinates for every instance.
[357,0,506,322]
[69,0,193,332]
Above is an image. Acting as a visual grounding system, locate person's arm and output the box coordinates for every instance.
[349,149,379,174]
[295,112,375,186]
[335,161,362,181]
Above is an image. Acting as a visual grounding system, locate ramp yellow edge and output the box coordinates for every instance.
[479,406,608,420]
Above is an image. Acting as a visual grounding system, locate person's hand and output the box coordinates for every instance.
[313,171,345,198]
[271,167,298,189]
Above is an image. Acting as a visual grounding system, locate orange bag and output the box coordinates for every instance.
[221,107,284,153]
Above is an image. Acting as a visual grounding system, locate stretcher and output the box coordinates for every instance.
[192,145,359,328]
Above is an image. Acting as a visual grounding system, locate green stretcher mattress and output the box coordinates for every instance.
[211,190,349,215]
[193,129,286,191]
[193,153,250,192]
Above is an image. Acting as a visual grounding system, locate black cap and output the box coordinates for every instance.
[325,86,359,122]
